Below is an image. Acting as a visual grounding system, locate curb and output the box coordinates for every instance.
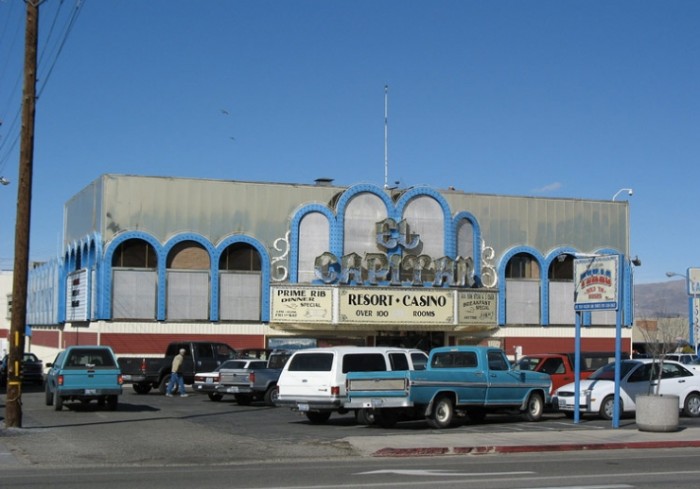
[372,440,700,457]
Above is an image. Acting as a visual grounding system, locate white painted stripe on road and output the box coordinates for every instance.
[357,469,535,477]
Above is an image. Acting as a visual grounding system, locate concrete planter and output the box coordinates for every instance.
[635,394,679,432]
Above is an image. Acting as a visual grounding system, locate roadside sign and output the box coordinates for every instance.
[574,255,619,311]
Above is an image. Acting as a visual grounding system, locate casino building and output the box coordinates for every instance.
[15,174,635,359]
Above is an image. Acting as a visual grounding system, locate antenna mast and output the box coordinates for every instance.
[384,84,388,189]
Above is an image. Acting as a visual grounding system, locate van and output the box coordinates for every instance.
[275,346,428,424]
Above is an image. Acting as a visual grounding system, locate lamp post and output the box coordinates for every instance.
[612,188,633,201]
[666,270,700,356]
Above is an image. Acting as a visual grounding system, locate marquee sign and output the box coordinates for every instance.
[66,269,89,321]
[338,287,454,325]
[457,290,498,325]
[314,218,475,288]
[270,286,333,323]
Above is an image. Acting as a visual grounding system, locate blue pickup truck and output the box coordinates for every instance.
[44,345,123,411]
[344,346,551,428]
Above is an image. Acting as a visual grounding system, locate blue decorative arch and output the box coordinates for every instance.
[497,246,546,327]
[101,231,164,320]
[289,205,336,283]
[334,183,394,254]
[215,234,272,322]
[395,186,455,257]
[452,211,483,281]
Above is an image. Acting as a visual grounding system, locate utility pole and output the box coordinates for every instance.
[6,0,39,428]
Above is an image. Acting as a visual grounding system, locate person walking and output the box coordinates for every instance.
[166,348,188,397]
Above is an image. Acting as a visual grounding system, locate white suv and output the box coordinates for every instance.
[275,346,428,424]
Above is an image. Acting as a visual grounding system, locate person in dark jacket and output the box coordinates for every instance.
[166,348,188,397]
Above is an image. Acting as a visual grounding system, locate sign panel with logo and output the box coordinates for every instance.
[574,255,619,311]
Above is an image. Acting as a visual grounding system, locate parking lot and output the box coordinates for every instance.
[2,383,699,467]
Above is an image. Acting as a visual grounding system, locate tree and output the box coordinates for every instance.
[637,317,688,395]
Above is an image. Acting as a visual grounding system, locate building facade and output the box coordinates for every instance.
[9,174,635,360]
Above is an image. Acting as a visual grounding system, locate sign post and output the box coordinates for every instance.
[573,254,622,428]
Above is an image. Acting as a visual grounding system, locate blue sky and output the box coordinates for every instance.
[0,0,698,285]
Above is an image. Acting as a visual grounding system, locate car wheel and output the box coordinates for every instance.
[53,391,63,411]
[132,383,152,395]
[208,392,224,402]
[427,395,454,429]
[106,395,118,411]
[684,392,700,417]
[158,375,173,395]
[599,395,618,420]
[355,408,376,425]
[522,392,545,422]
[305,411,332,424]
[263,385,279,406]
[44,382,53,406]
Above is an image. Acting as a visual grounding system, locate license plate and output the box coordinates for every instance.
[298,403,310,412]
[206,378,213,384]
[84,389,97,395]
[227,386,239,393]
[123,375,132,381]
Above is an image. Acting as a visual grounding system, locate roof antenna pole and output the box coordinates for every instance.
[384,84,389,189]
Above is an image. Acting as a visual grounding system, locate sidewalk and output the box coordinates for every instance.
[343,425,700,457]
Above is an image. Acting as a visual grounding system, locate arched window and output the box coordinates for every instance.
[112,239,158,320]
[506,253,540,279]
[166,241,210,320]
[219,242,261,271]
[112,240,157,268]
[505,252,540,325]
[219,242,262,321]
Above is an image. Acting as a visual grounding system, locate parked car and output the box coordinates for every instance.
[0,352,44,387]
[666,353,697,365]
[514,351,626,395]
[214,349,294,405]
[346,346,552,428]
[193,358,268,401]
[554,359,700,420]
[276,346,428,424]
[45,345,123,411]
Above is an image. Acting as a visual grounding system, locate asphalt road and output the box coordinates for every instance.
[2,383,699,468]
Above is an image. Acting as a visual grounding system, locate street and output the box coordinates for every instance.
[2,385,700,488]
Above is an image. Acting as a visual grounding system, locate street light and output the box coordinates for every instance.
[666,271,700,355]
[0,176,9,186]
[612,188,633,201]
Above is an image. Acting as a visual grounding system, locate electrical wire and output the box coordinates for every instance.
[0,0,85,174]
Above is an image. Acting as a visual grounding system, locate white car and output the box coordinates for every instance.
[554,359,700,420]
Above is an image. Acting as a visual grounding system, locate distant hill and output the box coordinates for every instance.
[635,279,689,318]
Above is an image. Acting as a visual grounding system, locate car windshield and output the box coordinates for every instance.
[588,360,639,380]
[515,357,541,371]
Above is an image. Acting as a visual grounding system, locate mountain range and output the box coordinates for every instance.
[635,279,691,319]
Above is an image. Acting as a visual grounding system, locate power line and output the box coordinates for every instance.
[0,0,85,174]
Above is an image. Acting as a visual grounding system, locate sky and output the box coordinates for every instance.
[0,0,698,285]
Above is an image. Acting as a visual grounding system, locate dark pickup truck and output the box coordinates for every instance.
[118,341,238,394]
